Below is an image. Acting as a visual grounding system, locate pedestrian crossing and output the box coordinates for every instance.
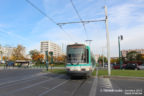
[99,78,113,89]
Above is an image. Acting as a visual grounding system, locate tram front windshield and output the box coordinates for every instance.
[67,47,87,63]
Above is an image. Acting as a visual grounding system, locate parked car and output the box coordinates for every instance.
[113,64,126,69]
[139,64,144,70]
[104,63,108,67]
[122,63,140,70]
[113,64,120,69]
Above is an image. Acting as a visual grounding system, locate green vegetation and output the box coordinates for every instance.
[98,56,108,63]
[0,64,5,66]
[98,70,108,76]
[43,69,144,77]
[98,70,144,77]
[32,63,65,68]
[44,69,66,74]
[92,69,96,76]
[54,64,65,67]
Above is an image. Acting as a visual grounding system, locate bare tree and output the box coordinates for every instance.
[11,45,25,61]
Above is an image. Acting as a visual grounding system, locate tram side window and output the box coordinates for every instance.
[86,49,89,63]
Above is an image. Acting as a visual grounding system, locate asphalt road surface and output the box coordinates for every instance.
[0,69,144,96]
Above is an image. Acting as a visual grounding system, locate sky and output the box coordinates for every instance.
[0,0,144,57]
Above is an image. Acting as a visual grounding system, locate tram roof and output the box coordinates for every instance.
[67,43,86,46]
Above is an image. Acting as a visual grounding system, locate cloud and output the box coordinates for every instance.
[109,24,144,57]
[18,0,144,57]
[109,3,144,27]
[101,2,144,57]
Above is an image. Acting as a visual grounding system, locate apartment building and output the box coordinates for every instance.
[40,41,63,57]
[122,49,144,57]
[0,46,15,60]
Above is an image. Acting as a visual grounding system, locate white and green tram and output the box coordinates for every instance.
[66,43,96,77]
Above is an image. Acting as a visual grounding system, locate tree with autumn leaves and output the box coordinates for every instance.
[29,49,44,64]
[3,56,8,61]
[10,45,26,61]
[56,55,66,63]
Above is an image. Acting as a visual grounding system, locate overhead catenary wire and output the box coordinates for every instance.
[25,0,74,42]
[70,0,88,40]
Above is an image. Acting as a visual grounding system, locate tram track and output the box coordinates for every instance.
[70,78,87,96]
[37,76,88,96]
[0,68,93,96]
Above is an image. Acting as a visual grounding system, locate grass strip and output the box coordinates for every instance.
[98,70,144,77]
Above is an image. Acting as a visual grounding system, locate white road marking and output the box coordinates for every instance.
[100,78,113,89]
[0,74,48,89]
[89,67,98,96]
[5,75,65,95]
[0,72,46,86]
[39,80,68,96]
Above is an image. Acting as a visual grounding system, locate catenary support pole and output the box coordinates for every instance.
[104,6,111,76]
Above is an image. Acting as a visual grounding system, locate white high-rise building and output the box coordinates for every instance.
[0,46,15,60]
[40,41,63,57]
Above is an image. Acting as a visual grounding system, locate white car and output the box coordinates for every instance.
[139,64,144,70]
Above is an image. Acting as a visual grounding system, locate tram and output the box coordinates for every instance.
[66,43,96,78]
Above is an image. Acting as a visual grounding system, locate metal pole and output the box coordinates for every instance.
[45,51,49,71]
[104,6,111,76]
[102,48,104,68]
[118,36,122,69]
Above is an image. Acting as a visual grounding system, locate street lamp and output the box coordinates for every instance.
[102,46,106,68]
[118,35,123,69]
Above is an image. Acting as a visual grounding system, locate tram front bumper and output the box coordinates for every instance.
[67,71,91,76]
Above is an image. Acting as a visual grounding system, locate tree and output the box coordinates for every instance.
[29,49,40,57]
[136,54,143,61]
[126,51,138,61]
[3,56,8,61]
[56,55,66,63]
[98,56,108,63]
[32,54,44,64]
[29,49,44,64]
[0,45,3,60]
[111,58,119,64]
[142,54,144,63]
[10,45,25,61]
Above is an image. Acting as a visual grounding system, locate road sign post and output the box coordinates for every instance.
[49,51,53,70]
[118,35,123,69]
[45,51,49,71]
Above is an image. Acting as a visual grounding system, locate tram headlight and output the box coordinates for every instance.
[89,67,92,71]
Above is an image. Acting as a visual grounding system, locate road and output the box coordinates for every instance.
[0,69,144,96]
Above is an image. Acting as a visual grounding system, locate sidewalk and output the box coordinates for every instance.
[100,75,144,80]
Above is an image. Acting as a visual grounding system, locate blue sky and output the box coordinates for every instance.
[0,0,144,57]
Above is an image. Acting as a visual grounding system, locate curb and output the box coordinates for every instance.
[99,75,144,80]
